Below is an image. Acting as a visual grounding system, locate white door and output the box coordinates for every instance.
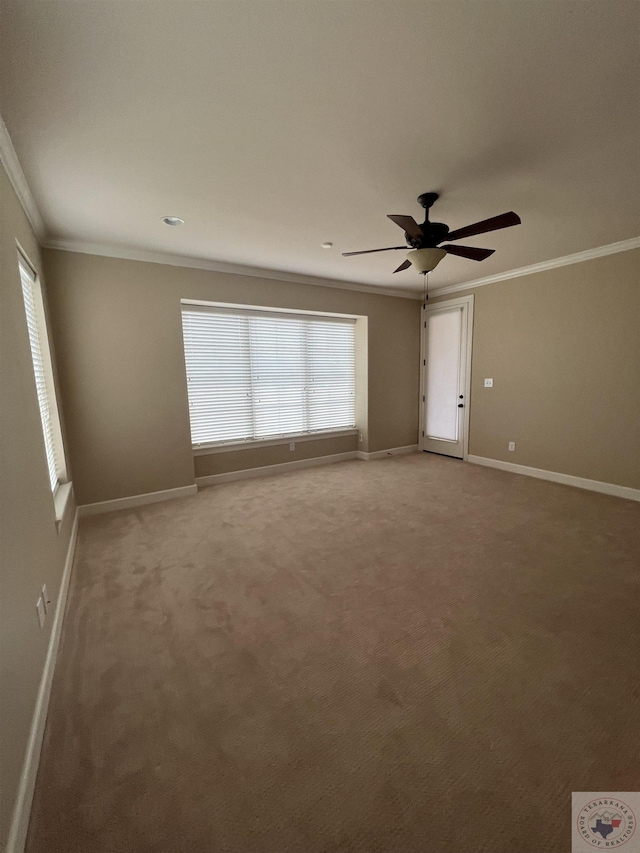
[420,295,473,459]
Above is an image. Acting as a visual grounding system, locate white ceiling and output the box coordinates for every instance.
[1,1,639,294]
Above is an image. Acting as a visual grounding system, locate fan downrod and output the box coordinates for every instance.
[414,192,449,247]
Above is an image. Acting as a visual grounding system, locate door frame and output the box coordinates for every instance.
[419,294,474,460]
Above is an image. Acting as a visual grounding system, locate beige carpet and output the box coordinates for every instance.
[27,454,640,853]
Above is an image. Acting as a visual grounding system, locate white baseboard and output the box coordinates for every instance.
[6,510,79,853]
[78,484,198,517]
[196,451,359,487]
[468,455,640,502]
[357,444,419,461]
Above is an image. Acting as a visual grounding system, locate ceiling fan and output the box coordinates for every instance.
[342,192,521,274]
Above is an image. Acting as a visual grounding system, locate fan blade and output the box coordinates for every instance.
[387,215,424,239]
[342,246,407,257]
[446,211,521,242]
[393,259,412,273]
[441,244,495,261]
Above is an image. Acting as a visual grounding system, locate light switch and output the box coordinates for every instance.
[484,378,493,387]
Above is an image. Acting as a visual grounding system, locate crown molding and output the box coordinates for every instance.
[0,115,46,241]
[41,235,640,303]
[41,238,423,300]
[429,237,640,297]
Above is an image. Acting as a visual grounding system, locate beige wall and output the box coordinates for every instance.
[42,249,421,505]
[432,249,640,489]
[0,164,76,845]
[195,433,358,479]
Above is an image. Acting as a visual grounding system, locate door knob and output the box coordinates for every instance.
[458,403,464,408]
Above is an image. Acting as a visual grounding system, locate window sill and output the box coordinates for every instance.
[193,428,359,456]
[54,481,73,531]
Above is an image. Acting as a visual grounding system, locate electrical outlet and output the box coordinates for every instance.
[289,442,295,451]
[484,378,493,387]
[42,584,50,613]
[359,433,363,443]
[36,596,46,628]
[508,441,516,451]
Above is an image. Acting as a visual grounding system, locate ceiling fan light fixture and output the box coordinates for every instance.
[406,248,447,274]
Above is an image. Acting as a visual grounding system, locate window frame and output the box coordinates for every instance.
[181,301,359,452]
[18,247,71,524]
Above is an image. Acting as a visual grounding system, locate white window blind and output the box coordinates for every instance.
[181,305,356,446]
[19,259,62,492]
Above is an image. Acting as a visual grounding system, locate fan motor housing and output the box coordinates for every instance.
[420,220,449,247]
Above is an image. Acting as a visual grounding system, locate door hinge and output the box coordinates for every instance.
[423,359,426,365]
[424,321,426,328]
[422,396,425,402]
[422,430,424,437]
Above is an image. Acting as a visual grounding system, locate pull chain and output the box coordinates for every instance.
[423,271,429,307]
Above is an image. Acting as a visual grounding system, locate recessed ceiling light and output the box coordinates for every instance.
[321,241,333,249]
[162,216,184,226]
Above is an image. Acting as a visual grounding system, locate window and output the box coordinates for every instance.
[181,304,356,447]
[19,254,68,494]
